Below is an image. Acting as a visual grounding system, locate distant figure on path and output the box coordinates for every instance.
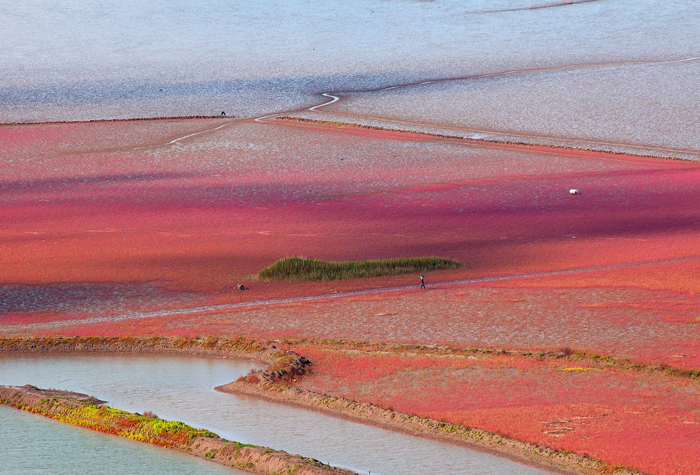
[221,111,226,116]
[420,275,426,289]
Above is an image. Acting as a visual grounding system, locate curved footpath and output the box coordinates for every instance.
[0,337,644,475]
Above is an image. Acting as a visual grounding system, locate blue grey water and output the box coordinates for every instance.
[0,354,552,475]
[1,0,698,158]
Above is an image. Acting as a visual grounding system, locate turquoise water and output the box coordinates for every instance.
[0,354,552,475]
[0,404,242,475]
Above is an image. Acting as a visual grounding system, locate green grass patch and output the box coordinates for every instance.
[259,256,461,281]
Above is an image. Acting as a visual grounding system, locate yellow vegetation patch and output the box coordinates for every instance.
[556,367,598,373]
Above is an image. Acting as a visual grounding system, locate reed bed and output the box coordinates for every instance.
[259,257,461,281]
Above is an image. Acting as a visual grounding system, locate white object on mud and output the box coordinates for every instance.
[569,189,580,195]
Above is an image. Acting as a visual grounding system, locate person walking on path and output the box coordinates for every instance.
[420,275,426,289]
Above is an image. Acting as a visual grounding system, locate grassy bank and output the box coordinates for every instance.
[0,385,354,475]
[259,257,461,281]
[26,395,217,448]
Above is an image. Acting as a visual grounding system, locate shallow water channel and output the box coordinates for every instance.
[0,354,551,474]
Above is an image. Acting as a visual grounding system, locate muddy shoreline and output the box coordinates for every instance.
[0,337,642,475]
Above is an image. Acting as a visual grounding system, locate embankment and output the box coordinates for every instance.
[0,384,355,475]
[0,336,277,365]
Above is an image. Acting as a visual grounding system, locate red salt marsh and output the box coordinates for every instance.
[2,118,699,294]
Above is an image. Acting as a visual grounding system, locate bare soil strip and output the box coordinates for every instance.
[0,383,354,475]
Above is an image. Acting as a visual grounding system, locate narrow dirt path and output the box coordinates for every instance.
[132,120,238,151]
[8,255,699,331]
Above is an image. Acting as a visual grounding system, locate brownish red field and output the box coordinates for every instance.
[2,117,700,474]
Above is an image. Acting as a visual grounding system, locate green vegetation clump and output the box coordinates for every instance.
[37,400,220,447]
[259,257,461,281]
